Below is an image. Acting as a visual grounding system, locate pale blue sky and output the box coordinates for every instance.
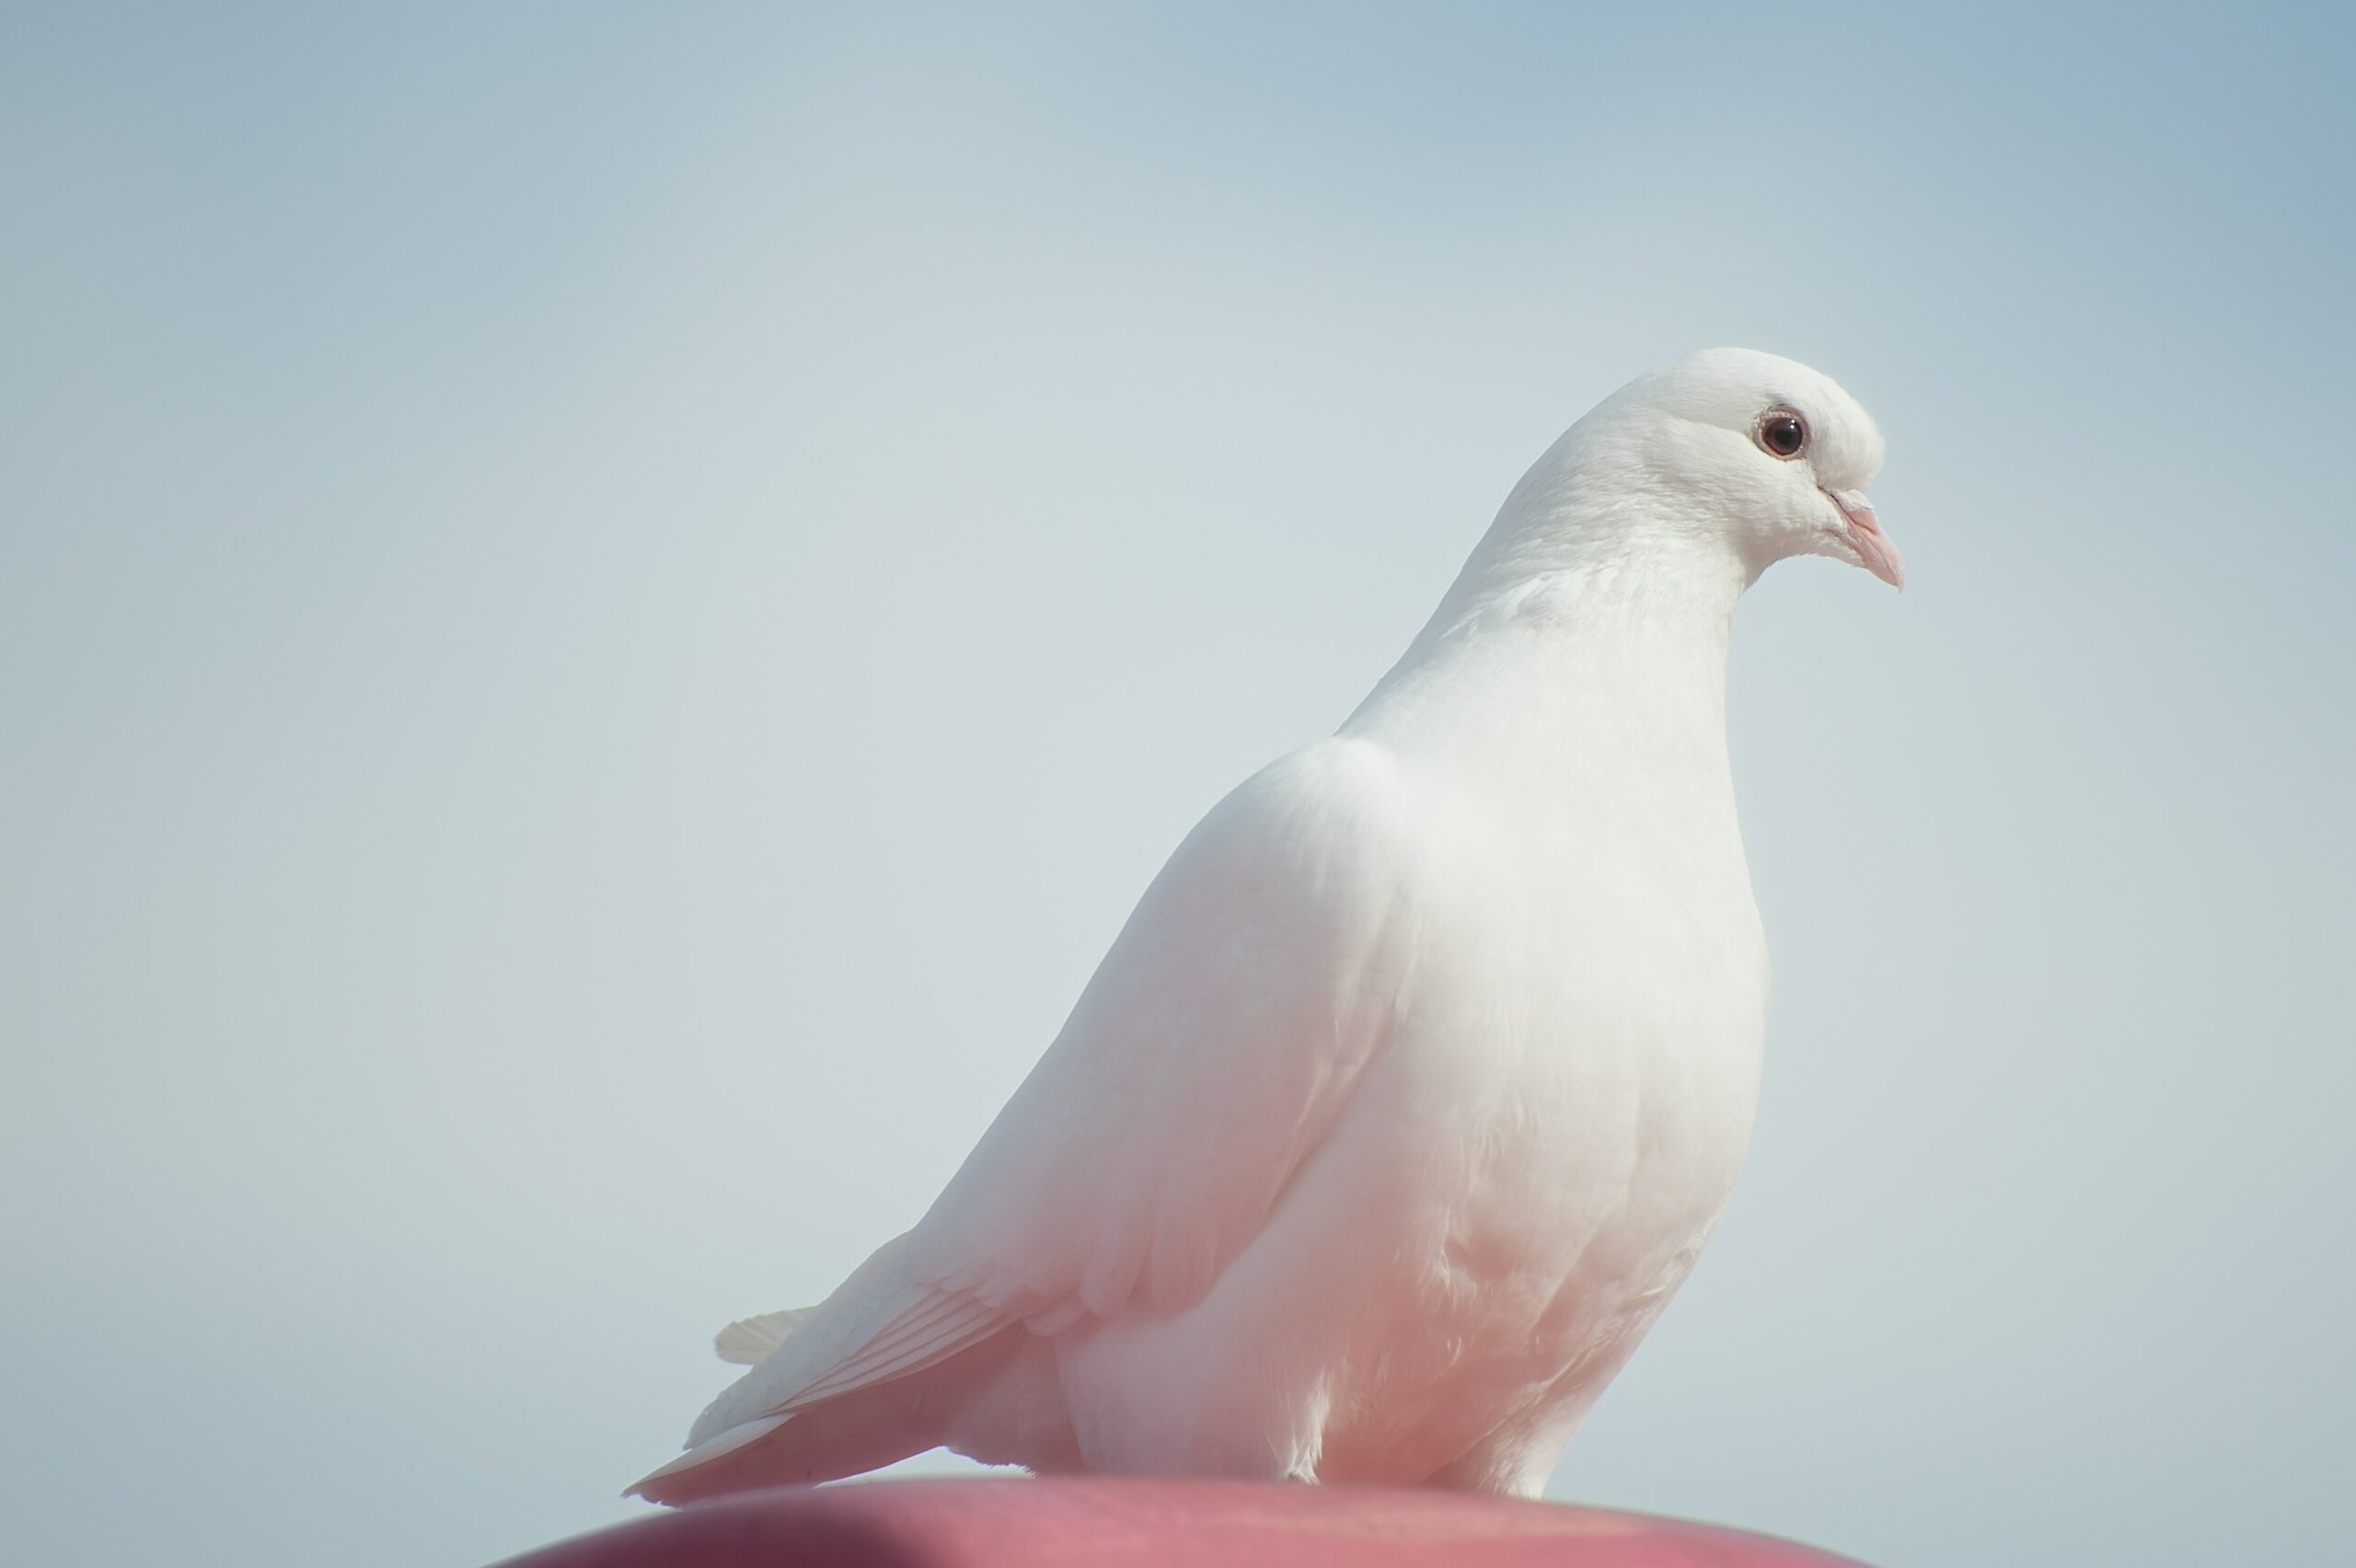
[4,6,2350,1566]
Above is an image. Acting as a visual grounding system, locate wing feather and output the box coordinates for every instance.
[682,738,1417,1450]
[913,736,1417,1319]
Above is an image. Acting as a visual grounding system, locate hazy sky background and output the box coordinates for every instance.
[5,6,2350,1565]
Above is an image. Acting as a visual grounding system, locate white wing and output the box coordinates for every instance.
[684,737,1419,1448]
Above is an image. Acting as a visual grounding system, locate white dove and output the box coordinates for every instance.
[631,347,1902,1504]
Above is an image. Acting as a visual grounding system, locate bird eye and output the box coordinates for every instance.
[1756,410,1807,459]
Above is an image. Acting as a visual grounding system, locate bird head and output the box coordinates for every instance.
[1599,348,1903,590]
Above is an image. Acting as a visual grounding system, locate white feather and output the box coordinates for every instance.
[712,1307,815,1366]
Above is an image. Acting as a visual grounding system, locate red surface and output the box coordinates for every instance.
[491,1479,1870,1567]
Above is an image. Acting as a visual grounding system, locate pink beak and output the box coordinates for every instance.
[1827,489,1905,589]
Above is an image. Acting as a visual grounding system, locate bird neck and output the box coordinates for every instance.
[1341,528,1748,781]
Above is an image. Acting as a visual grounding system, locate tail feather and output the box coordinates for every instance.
[628,1324,1048,1505]
[624,1415,788,1501]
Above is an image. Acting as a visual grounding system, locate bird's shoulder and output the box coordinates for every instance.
[1156,734,1426,912]
[907,735,1426,1321]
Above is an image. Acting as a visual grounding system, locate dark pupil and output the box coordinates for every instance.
[1763,416,1803,455]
